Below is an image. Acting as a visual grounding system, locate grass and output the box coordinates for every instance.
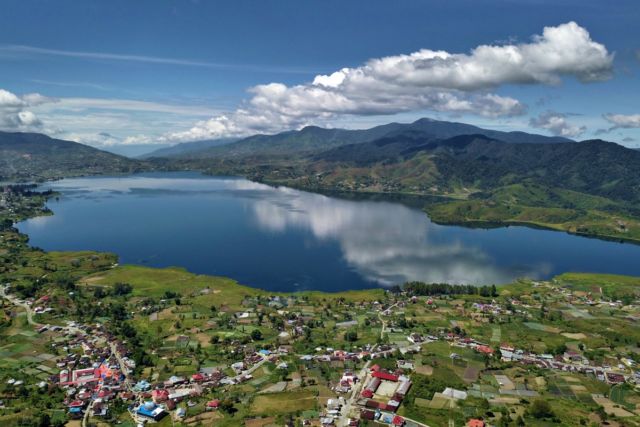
[425,184,640,244]
[249,389,317,415]
[554,272,640,297]
[80,264,387,312]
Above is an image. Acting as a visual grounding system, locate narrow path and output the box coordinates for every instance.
[0,285,42,327]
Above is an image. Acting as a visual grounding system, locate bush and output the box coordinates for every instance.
[529,399,553,419]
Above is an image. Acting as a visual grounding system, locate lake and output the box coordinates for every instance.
[16,172,640,292]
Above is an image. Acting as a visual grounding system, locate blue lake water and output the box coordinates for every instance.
[16,172,640,292]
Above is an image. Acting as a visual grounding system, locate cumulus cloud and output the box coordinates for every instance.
[167,21,612,142]
[529,111,586,138]
[0,88,56,131]
[603,113,640,129]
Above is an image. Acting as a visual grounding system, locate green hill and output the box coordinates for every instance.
[0,131,143,182]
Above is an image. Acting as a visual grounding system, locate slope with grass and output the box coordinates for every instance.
[186,131,640,243]
[0,131,144,181]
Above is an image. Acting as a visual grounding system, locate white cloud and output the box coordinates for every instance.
[167,21,612,142]
[27,97,223,146]
[529,111,586,138]
[0,88,56,131]
[603,113,640,129]
[63,131,121,147]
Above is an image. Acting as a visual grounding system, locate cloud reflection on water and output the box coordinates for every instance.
[42,174,551,286]
[248,185,549,285]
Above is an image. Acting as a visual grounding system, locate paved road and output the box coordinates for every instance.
[336,344,378,427]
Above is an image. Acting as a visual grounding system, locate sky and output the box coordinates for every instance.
[1,0,639,152]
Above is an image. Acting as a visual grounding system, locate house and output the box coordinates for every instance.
[605,372,625,384]
[372,371,399,382]
[152,389,169,403]
[476,345,494,355]
[361,409,375,421]
[396,360,414,370]
[365,377,381,393]
[136,401,167,421]
[206,399,220,410]
[163,375,186,387]
[231,362,246,373]
[407,333,424,344]
[134,380,151,392]
[395,379,411,397]
[467,419,485,427]
[341,372,357,385]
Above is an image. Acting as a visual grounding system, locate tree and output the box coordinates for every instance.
[344,330,358,342]
[529,399,553,419]
[112,282,133,296]
[219,399,237,415]
[251,329,263,341]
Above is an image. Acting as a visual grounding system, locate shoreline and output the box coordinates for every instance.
[9,171,640,296]
[247,174,640,246]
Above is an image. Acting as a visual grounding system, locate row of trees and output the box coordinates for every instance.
[403,281,499,297]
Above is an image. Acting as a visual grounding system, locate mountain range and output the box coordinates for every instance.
[2,118,639,242]
[147,118,571,160]
[151,118,640,243]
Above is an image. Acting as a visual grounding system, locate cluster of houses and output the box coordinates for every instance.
[357,364,411,423]
[319,396,347,426]
[48,326,134,419]
[499,344,633,385]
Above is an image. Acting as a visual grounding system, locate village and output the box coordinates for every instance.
[1,185,640,426]
[2,268,640,427]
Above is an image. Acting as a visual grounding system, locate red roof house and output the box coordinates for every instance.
[372,371,399,382]
[152,389,169,403]
[476,345,494,355]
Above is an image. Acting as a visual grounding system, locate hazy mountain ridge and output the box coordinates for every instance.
[153,118,571,160]
[140,137,239,159]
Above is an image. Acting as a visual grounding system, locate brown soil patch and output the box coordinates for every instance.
[416,365,434,376]
[183,410,223,424]
[245,417,276,427]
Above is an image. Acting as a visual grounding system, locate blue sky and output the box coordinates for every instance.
[1,0,639,149]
